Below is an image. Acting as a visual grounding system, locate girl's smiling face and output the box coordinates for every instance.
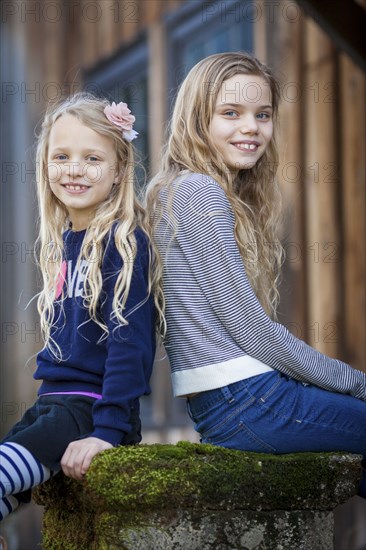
[47,114,119,230]
[210,74,274,174]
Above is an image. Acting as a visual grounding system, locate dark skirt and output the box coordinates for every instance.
[1,394,141,471]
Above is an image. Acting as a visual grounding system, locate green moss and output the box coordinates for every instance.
[34,442,362,549]
[35,474,96,549]
[40,507,94,550]
[83,441,361,512]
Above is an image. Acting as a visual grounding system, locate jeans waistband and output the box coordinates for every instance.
[187,371,277,416]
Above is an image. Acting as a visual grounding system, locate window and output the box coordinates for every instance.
[82,1,255,435]
[152,0,255,430]
[166,0,253,101]
[84,39,148,185]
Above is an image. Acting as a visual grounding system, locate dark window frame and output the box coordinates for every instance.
[83,37,149,182]
[84,36,148,103]
[154,0,254,429]
[165,0,254,106]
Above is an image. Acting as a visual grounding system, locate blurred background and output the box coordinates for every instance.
[1,0,365,548]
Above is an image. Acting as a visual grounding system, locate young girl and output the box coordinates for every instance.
[146,52,366,497]
[0,93,156,521]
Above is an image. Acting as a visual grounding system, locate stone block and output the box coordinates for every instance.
[34,441,363,550]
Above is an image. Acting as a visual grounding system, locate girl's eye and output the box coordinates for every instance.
[257,112,271,120]
[224,111,238,118]
[87,156,99,162]
[55,154,67,160]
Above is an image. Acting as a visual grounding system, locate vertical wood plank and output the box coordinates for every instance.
[140,0,164,25]
[254,0,267,63]
[118,0,141,45]
[340,54,366,372]
[278,5,306,336]
[42,0,66,100]
[65,0,83,87]
[304,19,340,357]
[81,0,99,68]
[148,21,167,176]
[264,2,307,336]
[12,0,52,408]
[277,10,307,337]
[97,0,119,59]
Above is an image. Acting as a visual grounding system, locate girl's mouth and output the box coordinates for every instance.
[62,184,90,192]
[232,142,260,152]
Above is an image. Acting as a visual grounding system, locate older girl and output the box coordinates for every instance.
[146,52,366,497]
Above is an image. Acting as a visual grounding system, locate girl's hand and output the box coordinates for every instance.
[61,437,113,480]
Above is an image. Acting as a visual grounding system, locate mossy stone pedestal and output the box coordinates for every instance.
[34,442,363,550]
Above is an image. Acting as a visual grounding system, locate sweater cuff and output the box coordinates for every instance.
[91,426,127,446]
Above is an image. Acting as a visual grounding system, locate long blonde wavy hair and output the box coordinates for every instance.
[146,52,283,319]
[36,92,148,359]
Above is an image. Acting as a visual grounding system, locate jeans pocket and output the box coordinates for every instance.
[202,420,244,446]
[193,394,254,434]
[255,372,284,403]
[198,398,277,453]
[202,416,276,453]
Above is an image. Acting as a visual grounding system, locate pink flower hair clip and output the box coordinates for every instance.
[104,101,138,142]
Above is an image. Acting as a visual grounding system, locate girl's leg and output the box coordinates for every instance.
[187,372,366,496]
[1,495,21,521]
[0,394,100,522]
[0,442,52,521]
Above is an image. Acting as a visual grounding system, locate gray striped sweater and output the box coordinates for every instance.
[154,172,366,401]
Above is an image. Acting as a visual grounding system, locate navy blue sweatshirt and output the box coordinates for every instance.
[35,226,156,445]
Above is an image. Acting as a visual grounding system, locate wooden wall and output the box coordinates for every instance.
[261,1,365,372]
[340,54,366,373]
[73,0,364,372]
[1,3,364,547]
[2,0,365,413]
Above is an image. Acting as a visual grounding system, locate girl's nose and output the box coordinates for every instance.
[67,160,84,179]
[239,115,259,134]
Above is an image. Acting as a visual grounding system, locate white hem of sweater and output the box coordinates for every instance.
[172,355,274,397]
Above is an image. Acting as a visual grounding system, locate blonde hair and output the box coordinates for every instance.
[146,52,283,319]
[36,92,148,359]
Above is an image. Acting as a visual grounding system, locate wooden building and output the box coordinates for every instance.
[1,1,365,548]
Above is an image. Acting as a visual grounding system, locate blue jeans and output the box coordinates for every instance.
[187,371,366,498]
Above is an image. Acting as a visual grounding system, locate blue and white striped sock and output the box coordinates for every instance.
[0,442,51,498]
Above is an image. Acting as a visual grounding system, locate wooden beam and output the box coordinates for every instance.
[97,0,119,59]
[81,0,98,68]
[340,54,366,372]
[262,2,307,336]
[304,19,340,357]
[118,0,141,45]
[148,21,167,176]
[254,0,267,63]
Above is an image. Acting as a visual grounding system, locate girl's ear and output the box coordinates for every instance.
[113,165,122,185]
